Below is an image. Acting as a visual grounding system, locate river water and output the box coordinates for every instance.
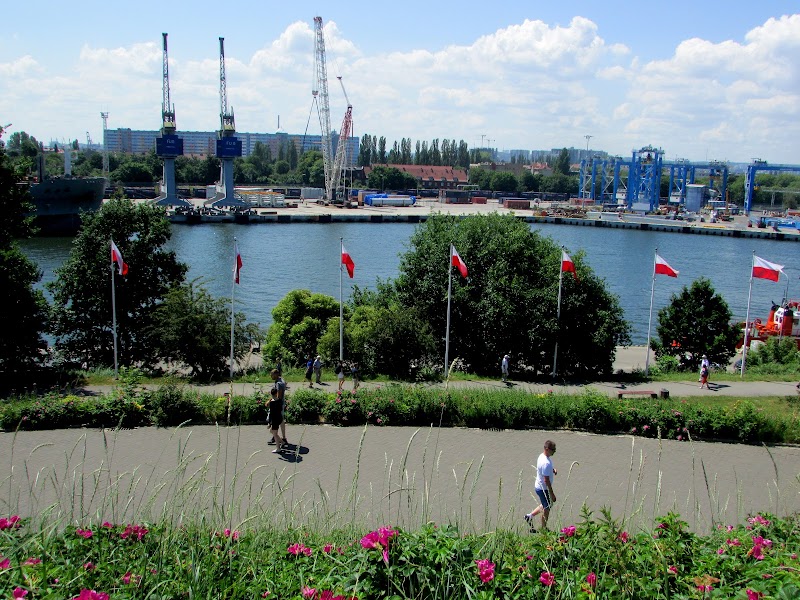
[19,222,800,345]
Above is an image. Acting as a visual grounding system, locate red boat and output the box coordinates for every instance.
[737,302,800,349]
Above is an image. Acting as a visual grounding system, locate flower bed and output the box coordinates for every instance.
[1,511,798,598]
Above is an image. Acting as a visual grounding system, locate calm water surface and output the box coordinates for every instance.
[20,223,800,344]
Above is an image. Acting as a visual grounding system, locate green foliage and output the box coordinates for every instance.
[488,171,518,192]
[392,213,630,377]
[553,147,571,175]
[48,199,187,369]
[366,165,417,191]
[0,511,797,598]
[0,128,49,386]
[149,278,262,380]
[653,278,739,371]
[264,290,341,367]
[747,336,800,367]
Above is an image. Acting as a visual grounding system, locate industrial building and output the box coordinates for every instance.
[104,127,359,166]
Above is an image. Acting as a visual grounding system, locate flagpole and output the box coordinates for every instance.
[230,238,236,381]
[552,259,564,379]
[645,248,658,375]
[741,251,755,377]
[339,237,344,362]
[110,241,119,379]
[444,244,453,378]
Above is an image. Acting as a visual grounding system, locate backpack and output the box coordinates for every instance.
[334,364,342,374]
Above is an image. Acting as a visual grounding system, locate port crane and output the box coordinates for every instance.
[313,16,352,204]
[211,36,244,207]
[154,32,186,207]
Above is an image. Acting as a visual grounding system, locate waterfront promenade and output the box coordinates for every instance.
[2,347,798,535]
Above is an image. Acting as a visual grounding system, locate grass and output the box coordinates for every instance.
[1,423,799,598]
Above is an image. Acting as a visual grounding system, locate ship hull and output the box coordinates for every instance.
[28,177,106,235]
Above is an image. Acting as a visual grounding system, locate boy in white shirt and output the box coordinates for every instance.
[524,440,557,531]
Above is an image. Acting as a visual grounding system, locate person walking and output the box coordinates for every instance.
[501,354,510,383]
[275,357,282,377]
[304,356,314,389]
[270,368,289,447]
[351,362,360,391]
[699,354,710,389]
[335,361,345,392]
[268,386,284,454]
[313,355,323,384]
[524,440,557,531]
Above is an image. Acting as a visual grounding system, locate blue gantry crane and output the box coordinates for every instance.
[210,36,244,208]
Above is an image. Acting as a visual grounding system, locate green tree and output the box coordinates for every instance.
[48,199,187,368]
[392,214,630,377]
[489,171,518,192]
[149,279,261,380]
[264,290,340,366]
[554,148,571,176]
[0,127,49,382]
[652,278,739,371]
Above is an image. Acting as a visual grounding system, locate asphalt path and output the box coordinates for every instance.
[2,347,798,535]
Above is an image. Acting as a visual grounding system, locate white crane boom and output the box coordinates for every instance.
[313,16,335,202]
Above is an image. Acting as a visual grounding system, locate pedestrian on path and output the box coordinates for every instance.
[268,386,284,453]
[313,355,323,384]
[525,440,557,531]
[501,354,510,383]
[351,362,360,391]
[335,361,345,392]
[304,356,314,389]
[269,368,289,447]
[699,354,710,389]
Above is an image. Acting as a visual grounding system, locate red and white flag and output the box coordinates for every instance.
[752,255,784,282]
[342,244,355,279]
[561,250,577,280]
[233,241,243,284]
[654,254,679,278]
[451,245,468,278]
[110,240,128,276]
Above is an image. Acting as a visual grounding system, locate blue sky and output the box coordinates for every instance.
[2,0,798,163]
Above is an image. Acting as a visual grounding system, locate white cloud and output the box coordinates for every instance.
[0,55,40,77]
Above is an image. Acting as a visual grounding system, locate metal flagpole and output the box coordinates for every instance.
[110,242,118,379]
[741,251,755,377]
[230,238,237,381]
[444,244,454,378]
[551,258,564,379]
[645,248,657,375]
[339,237,344,362]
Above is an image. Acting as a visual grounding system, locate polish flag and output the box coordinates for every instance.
[752,255,784,282]
[451,245,468,278]
[654,254,679,278]
[234,241,243,284]
[561,251,577,280]
[110,240,128,276]
[342,244,355,278]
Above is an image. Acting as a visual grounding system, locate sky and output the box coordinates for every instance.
[2,0,799,164]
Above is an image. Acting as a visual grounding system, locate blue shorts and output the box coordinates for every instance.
[535,488,553,510]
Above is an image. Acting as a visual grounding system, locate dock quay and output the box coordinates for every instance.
[160,198,800,242]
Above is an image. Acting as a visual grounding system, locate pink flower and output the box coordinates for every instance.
[73,591,110,600]
[748,515,771,527]
[84,561,95,570]
[360,531,380,549]
[643,425,650,431]
[747,590,764,600]
[383,548,389,564]
[101,521,113,528]
[475,558,495,583]
[377,418,382,424]
[791,553,798,560]
[677,435,683,441]
[0,515,21,530]
[232,530,240,540]
[13,588,28,598]
[539,571,555,586]
[586,572,597,588]
[23,557,41,566]
[288,543,312,556]
[618,531,629,543]
[224,528,231,537]
[697,584,713,592]
[631,427,637,433]
[560,525,576,537]
[120,524,148,541]
[668,565,678,574]
[717,547,725,555]
[726,525,734,532]
[76,528,93,539]
[727,538,741,547]
[323,543,333,553]
[301,586,316,598]
[0,557,10,569]
[123,572,132,584]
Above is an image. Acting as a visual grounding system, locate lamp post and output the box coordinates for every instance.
[584,134,593,160]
